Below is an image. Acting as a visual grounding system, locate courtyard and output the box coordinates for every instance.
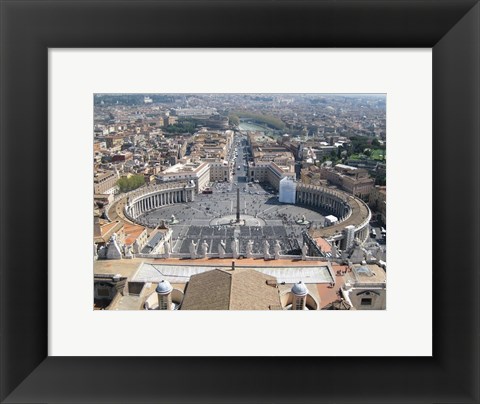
[136,182,328,256]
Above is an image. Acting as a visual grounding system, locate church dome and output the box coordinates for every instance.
[291,281,308,296]
[156,280,173,294]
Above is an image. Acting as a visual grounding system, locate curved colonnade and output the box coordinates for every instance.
[113,180,370,242]
[296,184,371,242]
[123,181,195,225]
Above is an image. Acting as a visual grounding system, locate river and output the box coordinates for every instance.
[238,120,276,135]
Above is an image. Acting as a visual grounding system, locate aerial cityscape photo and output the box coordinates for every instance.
[93,93,386,311]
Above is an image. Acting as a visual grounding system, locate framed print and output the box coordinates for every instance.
[49,49,431,358]
[1,1,479,403]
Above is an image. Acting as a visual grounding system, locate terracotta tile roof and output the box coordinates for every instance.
[101,221,121,236]
[123,223,145,246]
[181,268,280,310]
[317,265,347,308]
[314,238,332,253]
[95,221,123,243]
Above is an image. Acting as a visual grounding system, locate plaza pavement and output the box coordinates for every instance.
[136,183,328,255]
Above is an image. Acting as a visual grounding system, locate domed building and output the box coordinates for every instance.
[279,281,320,310]
[143,280,184,310]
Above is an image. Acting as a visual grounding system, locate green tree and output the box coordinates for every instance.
[165,120,197,134]
[117,175,145,193]
[228,114,240,126]
[371,138,381,147]
[375,172,386,186]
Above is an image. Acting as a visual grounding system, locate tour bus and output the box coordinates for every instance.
[202,187,213,194]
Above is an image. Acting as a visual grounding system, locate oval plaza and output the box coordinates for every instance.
[110,169,371,259]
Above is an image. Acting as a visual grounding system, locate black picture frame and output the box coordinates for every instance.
[1,0,479,403]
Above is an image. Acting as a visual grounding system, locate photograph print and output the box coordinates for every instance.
[93,93,386,311]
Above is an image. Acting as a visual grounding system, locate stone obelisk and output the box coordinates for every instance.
[236,188,240,222]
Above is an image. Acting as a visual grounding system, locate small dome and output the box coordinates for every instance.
[156,280,173,294]
[291,281,308,296]
[356,266,373,277]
